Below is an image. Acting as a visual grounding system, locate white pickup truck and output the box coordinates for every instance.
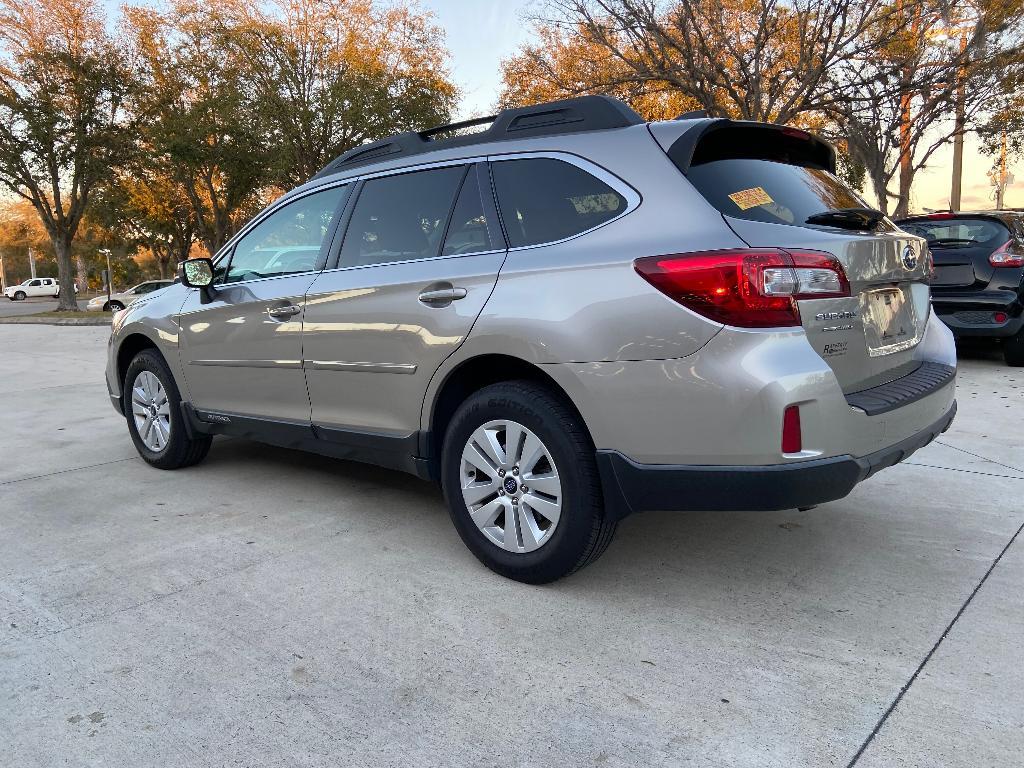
[4,278,60,300]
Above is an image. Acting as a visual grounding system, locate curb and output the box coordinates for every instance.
[0,316,111,327]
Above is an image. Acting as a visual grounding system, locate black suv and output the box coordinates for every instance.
[897,211,1024,365]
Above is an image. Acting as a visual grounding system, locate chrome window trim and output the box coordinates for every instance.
[486,151,642,252]
[317,247,506,277]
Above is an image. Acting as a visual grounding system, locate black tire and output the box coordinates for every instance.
[106,301,125,312]
[13,291,25,301]
[1004,329,1024,366]
[124,349,212,469]
[441,380,616,584]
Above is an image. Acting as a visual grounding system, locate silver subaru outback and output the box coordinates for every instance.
[106,96,957,583]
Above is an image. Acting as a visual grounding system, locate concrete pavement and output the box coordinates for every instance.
[1,325,1021,767]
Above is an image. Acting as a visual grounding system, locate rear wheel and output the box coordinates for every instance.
[1004,329,1024,366]
[124,349,211,469]
[441,381,615,583]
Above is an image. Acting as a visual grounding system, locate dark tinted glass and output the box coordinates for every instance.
[686,159,868,228]
[340,166,465,268]
[225,185,347,284]
[899,217,1009,248]
[490,158,626,248]
[442,169,493,256]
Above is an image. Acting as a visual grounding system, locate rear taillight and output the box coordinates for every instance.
[634,248,850,328]
[990,239,1024,268]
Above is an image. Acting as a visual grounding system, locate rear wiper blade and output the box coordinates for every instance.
[805,208,885,231]
[927,238,976,247]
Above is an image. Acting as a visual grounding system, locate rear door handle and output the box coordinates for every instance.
[267,304,302,320]
[418,286,468,306]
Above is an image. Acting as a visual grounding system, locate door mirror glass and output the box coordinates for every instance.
[182,258,215,288]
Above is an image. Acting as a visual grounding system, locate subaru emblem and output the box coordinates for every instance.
[901,244,918,270]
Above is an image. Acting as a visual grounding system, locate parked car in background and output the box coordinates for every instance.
[86,280,173,312]
[106,96,957,583]
[896,211,1024,365]
[4,277,59,300]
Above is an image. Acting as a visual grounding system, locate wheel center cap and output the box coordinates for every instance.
[503,476,519,495]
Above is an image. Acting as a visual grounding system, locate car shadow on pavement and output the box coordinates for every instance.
[193,432,945,604]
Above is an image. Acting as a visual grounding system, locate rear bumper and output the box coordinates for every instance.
[933,295,1023,338]
[598,401,956,517]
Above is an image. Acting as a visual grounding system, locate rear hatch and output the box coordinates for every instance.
[653,120,932,394]
[896,214,1013,290]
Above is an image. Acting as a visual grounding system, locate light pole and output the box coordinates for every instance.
[99,248,113,294]
[949,32,967,211]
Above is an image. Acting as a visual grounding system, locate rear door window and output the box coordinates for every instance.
[490,158,627,248]
[339,166,466,268]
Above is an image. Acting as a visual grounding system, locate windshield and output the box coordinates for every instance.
[899,218,1009,248]
[686,158,872,228]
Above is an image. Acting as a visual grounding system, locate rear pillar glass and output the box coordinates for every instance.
[490,158,626,248]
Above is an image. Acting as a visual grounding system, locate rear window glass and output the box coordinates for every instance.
[685,158,868,227]
[899,218,1009,248]
[490,158,627,248]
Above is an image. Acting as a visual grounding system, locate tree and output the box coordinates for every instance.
[219,0,459,187]
[125,2,272,257]
[828,0,1024,216]
[0,0,134,309]
[0,196,51,284]
[93,169,197,279]
[500,21,699,119]
[506,0,901,123]
[125,0,458,257]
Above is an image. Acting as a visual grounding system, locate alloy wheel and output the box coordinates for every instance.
[131,370,172,452]
[459,419,562,553]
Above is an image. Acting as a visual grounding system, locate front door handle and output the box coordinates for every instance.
[418,286,468,306]
[267,304,302,320]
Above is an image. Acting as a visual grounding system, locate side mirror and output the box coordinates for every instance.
[181,258,215,288]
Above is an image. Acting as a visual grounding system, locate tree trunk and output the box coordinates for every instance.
[54,238,80,311]
[75,255,89,300]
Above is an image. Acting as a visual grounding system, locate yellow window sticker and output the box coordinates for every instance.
[728,186,774,210]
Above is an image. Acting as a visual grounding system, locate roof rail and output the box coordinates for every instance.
[311,95,645,179]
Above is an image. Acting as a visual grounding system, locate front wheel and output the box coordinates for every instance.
[1004,329,1024,366]
[441,381,616,583]
[124,349,212,469]
[13,291,26,301]
[106,300,125,312]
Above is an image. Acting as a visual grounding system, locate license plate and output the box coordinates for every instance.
[861,287,919,356]
[932,265,975,287]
